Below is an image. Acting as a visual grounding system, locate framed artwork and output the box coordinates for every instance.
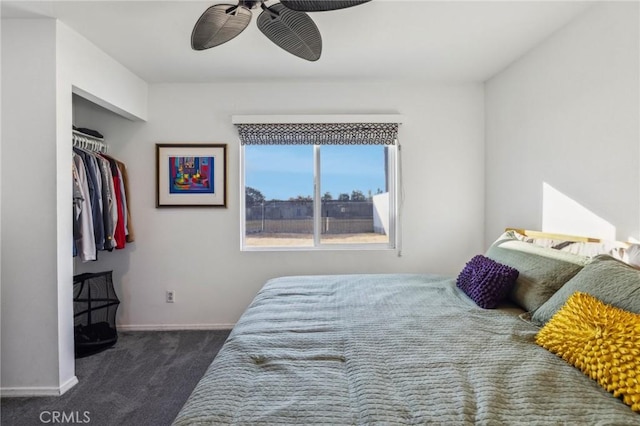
[156,143,227,207]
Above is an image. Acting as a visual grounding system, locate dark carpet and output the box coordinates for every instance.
[1,330,230,426]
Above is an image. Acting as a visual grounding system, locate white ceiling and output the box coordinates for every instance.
[2,0,594,83]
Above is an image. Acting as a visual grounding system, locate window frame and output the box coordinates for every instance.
[240,143,398,251]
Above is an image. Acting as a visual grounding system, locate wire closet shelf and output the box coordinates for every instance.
[73,129,108,154]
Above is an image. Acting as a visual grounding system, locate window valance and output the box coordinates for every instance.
[235,122,399,145]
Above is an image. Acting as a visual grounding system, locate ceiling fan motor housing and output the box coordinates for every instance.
[239,0,262,10]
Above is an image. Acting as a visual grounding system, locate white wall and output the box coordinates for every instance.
[57,22,148,122]
[485,1,640,244]
[73,81,485,329]
[1,19,147,396]
[1,19,61,395]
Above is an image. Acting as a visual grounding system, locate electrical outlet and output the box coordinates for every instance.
[166,290,175,303]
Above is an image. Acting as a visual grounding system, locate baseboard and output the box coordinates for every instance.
[59,376,79,395]
[117,323,235,331]
[1,376,78,397]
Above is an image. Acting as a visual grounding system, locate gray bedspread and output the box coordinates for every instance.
[173,274,639,425]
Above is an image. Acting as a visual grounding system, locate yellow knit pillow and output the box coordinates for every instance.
[536,292,640,412]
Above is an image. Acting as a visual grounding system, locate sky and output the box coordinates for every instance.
[245,145,388,201]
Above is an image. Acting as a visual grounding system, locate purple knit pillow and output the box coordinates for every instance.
[457,255,519,309]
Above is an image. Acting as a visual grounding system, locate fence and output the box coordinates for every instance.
[246,199,390,235]
[246,218,375,235]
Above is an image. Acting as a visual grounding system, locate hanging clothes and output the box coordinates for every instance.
[116,160,135,243]
[74,147,105,250]
[103,155,126,249]
[73,153,97,262]
[95,154,117,250]
[72,161,85,258]
[72,128,134,260]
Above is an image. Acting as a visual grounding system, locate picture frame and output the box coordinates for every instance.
[156,143,227,208]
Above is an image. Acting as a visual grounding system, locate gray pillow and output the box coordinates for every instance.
[485,233,588,312]
[532,255,640,326]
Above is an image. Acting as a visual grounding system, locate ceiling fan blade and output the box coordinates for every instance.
[280,0,371,12]
[191,4,252,50]
[257,4,322,61]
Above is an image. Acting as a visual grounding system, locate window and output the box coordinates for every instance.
[237,119,399,250]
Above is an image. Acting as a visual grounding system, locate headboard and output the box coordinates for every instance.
[505,228,635,248]
[506,228,640,270]
[505,228,602,243]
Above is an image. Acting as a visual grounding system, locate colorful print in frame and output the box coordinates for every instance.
[156,144,227,207]
[169,156,214,194]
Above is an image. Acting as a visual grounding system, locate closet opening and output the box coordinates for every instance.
[71,94,135,358]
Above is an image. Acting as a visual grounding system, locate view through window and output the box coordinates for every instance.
[242,144,396,249]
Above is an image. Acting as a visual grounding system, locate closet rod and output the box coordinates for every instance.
[73,129,108,154]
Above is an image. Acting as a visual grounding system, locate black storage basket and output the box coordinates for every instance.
[73,271,120,358]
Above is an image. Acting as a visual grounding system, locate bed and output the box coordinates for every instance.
[173,230,640,425]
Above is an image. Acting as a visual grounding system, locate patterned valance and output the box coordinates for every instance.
[235,122,398,145]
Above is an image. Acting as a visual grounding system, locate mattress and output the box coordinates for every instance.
[173,273,638,425]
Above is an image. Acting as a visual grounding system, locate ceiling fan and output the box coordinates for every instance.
[191,0,371,61]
